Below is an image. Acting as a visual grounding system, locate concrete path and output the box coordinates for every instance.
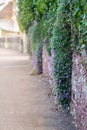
[0,48,77,130]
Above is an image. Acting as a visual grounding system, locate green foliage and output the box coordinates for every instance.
[29,20,47,52]
[30,23,42,52]
[71,0,87,51]
[17,0,34,32]
[17,0,87,109]
[17,0,87,49]
[51,1,72,109]
[17,0,57,35]
[33,0,47,20]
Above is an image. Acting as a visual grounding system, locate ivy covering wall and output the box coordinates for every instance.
[51,2,72,108]
[17,0,87,109]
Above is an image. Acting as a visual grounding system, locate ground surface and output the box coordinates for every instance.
[0,48,77,130]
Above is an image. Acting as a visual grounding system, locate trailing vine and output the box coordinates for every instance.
[30,23,43,74]
[17,0,34,32]
[17,0,87,109]
[51,2,72,109]
[71,0,87,51]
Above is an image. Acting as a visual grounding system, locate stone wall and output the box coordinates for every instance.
[0,36,23,52]
[42,47,57,99]
[71,50,87,130]
[43,47,53,86]
[43,47,87,130]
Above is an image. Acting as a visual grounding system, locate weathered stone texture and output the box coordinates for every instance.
[43,47,54,87]
[71,51,87,130]
[43,47,87,130]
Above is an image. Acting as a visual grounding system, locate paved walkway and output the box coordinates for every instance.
[0,48,77,130]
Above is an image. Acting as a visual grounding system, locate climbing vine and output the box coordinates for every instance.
[71,0,87,51]
[17,0,87,109]
[17,0,34,32]
[51,1,72,109]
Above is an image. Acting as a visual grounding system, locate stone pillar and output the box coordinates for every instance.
[32,44,42,74]
[71,51,87,130]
